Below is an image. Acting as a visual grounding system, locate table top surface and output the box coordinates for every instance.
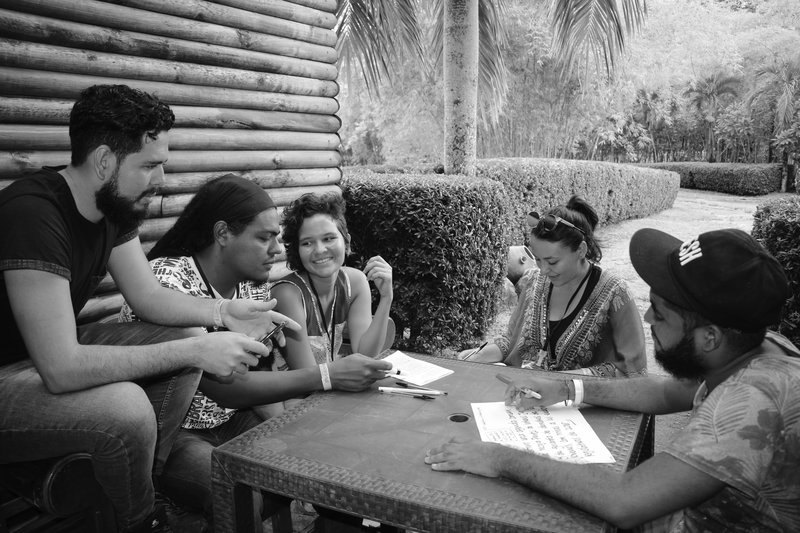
[213,355,647,533]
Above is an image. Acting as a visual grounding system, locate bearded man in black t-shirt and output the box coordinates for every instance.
[0,85,298,533]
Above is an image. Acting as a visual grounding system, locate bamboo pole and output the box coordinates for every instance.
[0,149,341,179]
[1,1,336,64]
[283,0,337,14]
[0,96,72,124]
[159,184,340,216]
[155,168,341,194]
[0,168,342,194]
[0,125,340,152]
[211,0,336,29]
[162,150,342,172]
[0,97,341,132]
[0,36,338,93]
[0,12,338,82]
[107,0,336,47]
[0,151,69,180]
[171,106,341,133]
[0,67,340,114]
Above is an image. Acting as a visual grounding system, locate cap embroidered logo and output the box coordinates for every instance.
[678,237,703,266]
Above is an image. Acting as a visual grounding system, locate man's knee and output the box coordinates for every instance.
[101,381,157,446]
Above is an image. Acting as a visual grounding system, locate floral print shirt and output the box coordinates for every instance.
[643,332,800,532]
[119,255,270,430]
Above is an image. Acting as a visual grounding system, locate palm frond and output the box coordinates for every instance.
[550,0,647,77]
[335,0,426,96]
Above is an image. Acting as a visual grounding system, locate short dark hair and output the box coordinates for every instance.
[281,192,350,273]
[531,195,603,262]
[69,85,175,166]
[662,297,767,354]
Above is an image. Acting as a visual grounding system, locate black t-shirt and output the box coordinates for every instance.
[0,167,137,365]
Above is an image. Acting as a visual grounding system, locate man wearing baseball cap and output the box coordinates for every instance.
[426,228,799,531]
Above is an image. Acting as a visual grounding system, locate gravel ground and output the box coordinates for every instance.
[492,187,795,453]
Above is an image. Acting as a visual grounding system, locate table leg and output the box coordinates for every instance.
[262,492,293,533]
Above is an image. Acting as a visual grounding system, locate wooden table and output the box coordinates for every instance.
[211,355,652,532]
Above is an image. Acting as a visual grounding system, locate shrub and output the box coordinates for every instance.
[476,158,679,244]
[752,196,800,347]
[640,162,781,196]
[341,169,513,355]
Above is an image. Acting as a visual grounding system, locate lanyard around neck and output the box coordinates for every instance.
[308,275,337,361]
[192,255,239,300]
[544,265,592,357]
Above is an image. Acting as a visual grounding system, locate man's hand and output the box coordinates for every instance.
[328,354,392,391]
[425,437,504,478]
[193,331,267,378]
[363,255,393,300]
[503,377,569,410]
[222,298,300,345]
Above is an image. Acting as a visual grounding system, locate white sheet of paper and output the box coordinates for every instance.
[471,402,615,464]
[381,351,454,386]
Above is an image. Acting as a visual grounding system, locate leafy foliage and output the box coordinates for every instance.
[752,197,800,346]
[340,169,513,354]
[475,158,679,245]
[640,162,782,195]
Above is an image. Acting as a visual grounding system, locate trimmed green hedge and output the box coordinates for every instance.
[640,162,781,196]
[341,170,513,354]
[476,158,679,245]
[752,196,800,347]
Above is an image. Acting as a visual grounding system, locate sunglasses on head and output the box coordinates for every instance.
[528,212,585,235]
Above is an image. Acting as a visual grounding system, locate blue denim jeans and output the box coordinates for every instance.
[159,409,263,519]
[0,321,201,531]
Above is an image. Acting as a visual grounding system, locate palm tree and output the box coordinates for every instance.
[335,0,648,175]
[683,72,740,162]
[749,56,800,190]
[633,89,672,162]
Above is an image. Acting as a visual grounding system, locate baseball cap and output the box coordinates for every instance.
[629,228,789,330]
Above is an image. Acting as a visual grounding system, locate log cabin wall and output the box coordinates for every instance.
[0,0,342,322]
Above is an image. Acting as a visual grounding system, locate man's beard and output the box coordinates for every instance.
[654,330,706,380]
[95,167,152,228]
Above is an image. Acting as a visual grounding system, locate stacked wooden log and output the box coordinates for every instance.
[0,0,342,322]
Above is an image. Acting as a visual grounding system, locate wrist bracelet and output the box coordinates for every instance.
[212,299,226,328]
[319,363,332,391]
[564,379,574,407]
[572,378,584,405]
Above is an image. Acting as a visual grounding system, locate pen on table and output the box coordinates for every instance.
[378,388,436,400]
[464,341,488,360]
[495,373,542,399]
[394,381,448,394]
[378,386,446,396]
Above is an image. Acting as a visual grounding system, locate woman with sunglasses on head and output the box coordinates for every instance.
[118,176,391,525]
[460,195,646,378]
[271,192,394,368]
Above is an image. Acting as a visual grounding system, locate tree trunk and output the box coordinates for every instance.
[443,0,478,176]
[781,149,789,192]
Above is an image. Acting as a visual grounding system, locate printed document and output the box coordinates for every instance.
[471,402,615,464]
[382,351,454,386]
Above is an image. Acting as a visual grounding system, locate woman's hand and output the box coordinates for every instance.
[363,255,393,300]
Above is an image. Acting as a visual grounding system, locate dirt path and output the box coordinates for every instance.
[595,187,794,451]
